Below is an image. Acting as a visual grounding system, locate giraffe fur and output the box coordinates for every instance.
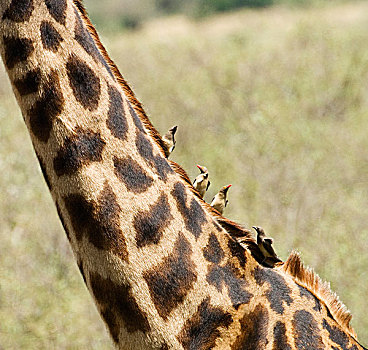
[0,0,366,349]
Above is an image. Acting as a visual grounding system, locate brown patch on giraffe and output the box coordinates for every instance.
[74,9,113,76]
[253,267,293,314]
[66,54,100,111]
[297,284,322,312]
[89,272,151,336]
[171,182,206,239]
[136,133,174,182]
[232,304,269,350]
[129,104,145,133]
[36,153,52,190]
[106,85,128,140]
[63,182,128,261]
[322,319,364,350]
[203,233,224,264]
[227,237,247,268]
[40,21,63,52]
[53,129,106,176]
[273,321,292,350]
[292,310,324,349]
[144,233,197,319]
[281,251,356,338]
[114,156,153,193]
[207,263,252,307]
[14,68,42,96]
[2,36,34,70]
[2,0,34,22]
[55,200,71,241]
[133,194,173,248]
[28,69,64,143]
[179,297,232,350]
[77,261,87,285]
[45,0,67,25]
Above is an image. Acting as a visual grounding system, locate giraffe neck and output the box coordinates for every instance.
[1,1,366,349]
[0,0,259,348]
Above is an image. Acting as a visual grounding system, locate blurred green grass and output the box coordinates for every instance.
[1,1,368,348]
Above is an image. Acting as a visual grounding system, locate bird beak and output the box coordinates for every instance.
[226,184,232,189]
[170,125,178,134]
[252,226,257,230]
[197,164,203,172]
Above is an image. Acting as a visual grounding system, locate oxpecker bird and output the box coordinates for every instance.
[252,226,282,267]
[193,165,210,198]
[162,125,177,158]
[210,184,232,215]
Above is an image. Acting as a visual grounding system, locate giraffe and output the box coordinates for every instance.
[0,0,366,349]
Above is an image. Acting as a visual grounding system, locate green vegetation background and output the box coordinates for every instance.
[1,0,368,348]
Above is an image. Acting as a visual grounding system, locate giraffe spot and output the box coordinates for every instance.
[273,321,292,350]
[293,310,324,349]
[2,36,34,70]
[322,319,358,350]
[114,156,153,193]
[144,234,197,320]
[134,194,173,248]
[77,261,87,285]
[28,70,64,143]
[66,55,100,111]
[227,237,247,268]
[63,183,128,261]
[207,263,252,307]
[53,129,106,176]
[136,132,155,160]
[171,182,206,239]
[297,284,322,312]
[152,154,174,181]
[74,9,113,76]
[179,297,232,350]
[40,21,63,52]
[253,267,293,314]
[14,68,42,96]
[203,233,224,264]
[232,304,269,350]
[36,153,52,190]
[160,343,169,350]
[107,85,128,140]
[2,0,34,22]
[136,133,174,182]
[89,272,151,336]
[129,104,145,133]
[55,201,71,241]
[45,0,67,25]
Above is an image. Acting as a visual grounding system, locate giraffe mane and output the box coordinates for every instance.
[73,4,358,337]
[280,251,357,338]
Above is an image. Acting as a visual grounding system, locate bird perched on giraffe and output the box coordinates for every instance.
[162,125,177,158]
[193,164,210,198]
[210,184,232,214]
[253,226,283,267]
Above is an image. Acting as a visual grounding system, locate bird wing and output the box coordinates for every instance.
[263,240,277,258]
[225,199,228,207]
[264,237,273,245]
[206,180,211,191]
[192,178,197,187]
